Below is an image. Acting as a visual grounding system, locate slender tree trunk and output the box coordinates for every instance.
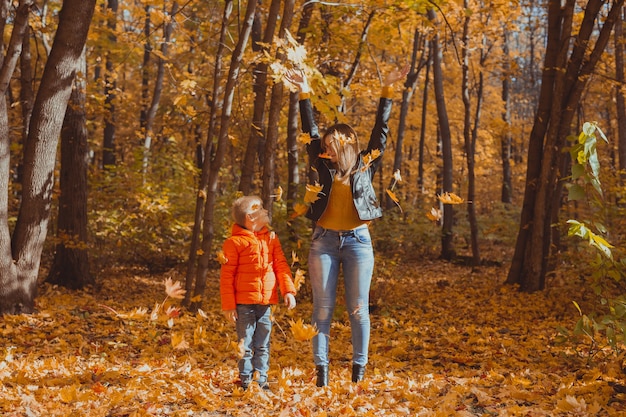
[501,28,513,204]
[239,0,279,195]
[386,28,422,209]
[102,0,117,169]
[416,44,431,197]
[46,49,91,289]
[140,5,151,130]
[2,0,96,314]
[190,0,258,311]
[262,0,295,218]
[183,0,233,307]
[615,7,626,178]
[428,8,455,260]
[143,1,178,176]
[507,0,623,292]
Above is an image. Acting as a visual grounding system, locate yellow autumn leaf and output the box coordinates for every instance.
[231,338,246,358]
[171,332,189,350]
[386,189,402,212]
[304,182,323,204]
[426,207,442,222]
[164,277,186,300]
[438,192,464,205]
[291,203,308,218]
[297,132,312,145]
[216,250,228,265]
[293,268,306,292]
[362,149,382,169]
[289,318,318,341]
[273,185,283,202]
[393,169,402,182]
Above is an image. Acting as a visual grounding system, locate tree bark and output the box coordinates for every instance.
[102,0,118,169]
[501,28,513,204]
[46,48,92,289]
[1,0,96,314]
[428,8,455,260]
[615,7,626,178]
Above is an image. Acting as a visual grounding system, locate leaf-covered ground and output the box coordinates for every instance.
[1,259,625,416]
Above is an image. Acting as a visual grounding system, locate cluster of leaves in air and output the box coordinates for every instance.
[559,121,626,355]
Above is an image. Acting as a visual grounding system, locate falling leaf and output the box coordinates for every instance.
[273,185,283,202]
[304,182,323,204]
[150,302,160,321]
[289,318,318,341]
[297,132,312,145]
[164,278,186,299]
[393,169,402,182]
[386,189,403,212]
[437,192,464,205]
[216,250,228,265]
[291,203,308,218]
[318,152,332,159]
[426,207,442,222]
[166,305,181,318]
[362,149,382,170]
[231,338,246,358]
[293,269,306,292]
[291,251,299,266]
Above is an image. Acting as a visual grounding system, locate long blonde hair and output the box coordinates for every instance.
[322,124,359,184]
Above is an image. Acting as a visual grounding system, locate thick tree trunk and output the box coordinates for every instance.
[428,8,455,260]
[507,0,623,292]
[46,49,92,289]
[1,0,96,314]
[190,0,257,311]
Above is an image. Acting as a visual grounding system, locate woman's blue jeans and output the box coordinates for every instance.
[235,304,272,385]
[309,225,374,367]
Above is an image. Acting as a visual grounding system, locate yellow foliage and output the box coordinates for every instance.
[289,318,318,341]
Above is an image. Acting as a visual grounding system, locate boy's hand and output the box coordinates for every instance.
[223,309,237,323]
[284,293,296,310]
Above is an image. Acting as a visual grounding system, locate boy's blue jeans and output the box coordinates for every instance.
[235,304,272,385]
[308,225,374,367]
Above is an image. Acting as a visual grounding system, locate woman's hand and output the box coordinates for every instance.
[284,68,311,94]
[383,64,410,87]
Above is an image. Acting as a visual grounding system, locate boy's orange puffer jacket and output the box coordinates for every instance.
[220,224,296,311]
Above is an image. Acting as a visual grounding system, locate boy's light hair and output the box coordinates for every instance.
[231,195,263,227]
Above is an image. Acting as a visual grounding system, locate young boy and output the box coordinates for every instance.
[220,195,297,390]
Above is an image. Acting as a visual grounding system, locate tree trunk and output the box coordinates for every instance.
[239,0,279,195]
[1,0,96,314]
[102,0,118,169]
[386,28,422,209]
[507,0,623,292]
[262,0,295,218]
[428,8,455,260]
[615,7,626,178]
[140,5,151,130]
[183,0,233,307]
[143,1,178,176]
[501,28,513,204]
[416,44,431,197]
[46,48,92,289]
[190,0,257,311]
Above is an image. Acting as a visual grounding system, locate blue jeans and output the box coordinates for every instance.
[309,224,374,367]
[235,304,272,385]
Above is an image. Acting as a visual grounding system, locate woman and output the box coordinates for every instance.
[288,66,407,387]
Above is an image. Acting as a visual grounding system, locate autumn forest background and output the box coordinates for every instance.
[0,0,626,415]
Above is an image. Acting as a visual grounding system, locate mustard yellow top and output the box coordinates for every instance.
[317,179,367,231]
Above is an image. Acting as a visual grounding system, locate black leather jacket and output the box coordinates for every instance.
[298,96,393,223]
